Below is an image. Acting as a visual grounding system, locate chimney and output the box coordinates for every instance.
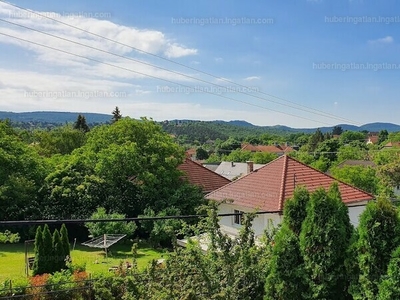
[231,161,235,167]
[246,161,254,174]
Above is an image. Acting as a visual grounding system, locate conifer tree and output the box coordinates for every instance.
[265,186,309,299]
[52,229,64,272]
[299,186,352,299]
[73,114,90,132]
[60,224,70,267]
[350,198,400,300]
[42,224,54,274]
[283,186,309,236]
[111,106,122,123]
[378,245,400,300]
[32,226,43,276]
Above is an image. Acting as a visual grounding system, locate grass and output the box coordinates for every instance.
[0,241,166,282]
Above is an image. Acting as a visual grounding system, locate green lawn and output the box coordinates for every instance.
[0,241,166,282]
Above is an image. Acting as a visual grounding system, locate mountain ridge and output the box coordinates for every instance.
[1,111,400,133]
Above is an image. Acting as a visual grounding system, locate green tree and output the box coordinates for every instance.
[85,207,137,238]
[0,230,20,243]
[265,224,306,300]
[339,131,367,144]
[60,224,70,266]
[111,106,122,123]
[330,165,379,195]
[52,229,64,272]
[378,245,400,300]
[0,121,45,221]
[251,151,277,164]
[299,185,353,299]
[74,114,90,133]
[42,224,54,274]
[283,186,309,235]
[195,147,209,160]
[350,198,400,300]
[332,126,344,135]
[378,130,389,145]
[32,226,43,276]
[308,128,324,152]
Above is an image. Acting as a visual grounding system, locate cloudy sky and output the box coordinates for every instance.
[0,0,399,128]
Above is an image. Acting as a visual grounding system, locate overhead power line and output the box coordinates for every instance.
[0,31,337,126]
[0,206,371,226]
[0,0,360,125]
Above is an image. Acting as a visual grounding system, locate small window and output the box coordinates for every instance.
[234,210,244,225]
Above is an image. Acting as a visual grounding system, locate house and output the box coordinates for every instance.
[206,155,374,238]
[383,141,400,148]
[178,158,231,193]
[240,143,293,156]
[214,161,265,181]
[366,132,379,145]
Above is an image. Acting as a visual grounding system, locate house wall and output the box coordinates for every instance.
[218,203,282,238]
[347,201,369,227]
[219,201,369,237]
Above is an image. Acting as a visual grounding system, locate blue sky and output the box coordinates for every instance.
[0,0,399,128]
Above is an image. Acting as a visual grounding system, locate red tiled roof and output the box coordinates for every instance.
[384,142,400,148]
[206,155,374,211]
[241,143,284,153]
[178,158,231,193]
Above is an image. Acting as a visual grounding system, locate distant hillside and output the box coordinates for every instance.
[0,111,111,124]
[2,112,400,139]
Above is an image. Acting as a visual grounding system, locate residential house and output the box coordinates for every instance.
[206,155,374,239]
[241,143,294,156]
[383,141,400,148]
[214,161,265,181]
[178,158,231,194]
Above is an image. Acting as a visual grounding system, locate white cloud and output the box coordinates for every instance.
[244,76,260,81]
[368,36,394,45]
[0,2,198,81]
[164,43,197,58]
[215,57,223,63]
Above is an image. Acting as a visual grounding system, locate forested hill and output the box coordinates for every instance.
[0,111,111,127]
[1,111,400,140]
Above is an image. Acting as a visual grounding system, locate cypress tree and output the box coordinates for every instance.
[378,245,400,300]
[283,186,309,236]
[32,226,43,276]
[42,224,54,274]
[265,224,306,299]
[299,186,352,299]
[350,198,400,300]
[265,186,309,299]
[60,224,70,267]
[52,229,63,272]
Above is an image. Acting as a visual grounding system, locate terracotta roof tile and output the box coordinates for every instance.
[206,155,374,211]
[178,158,231,193]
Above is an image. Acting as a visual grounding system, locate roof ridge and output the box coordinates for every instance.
[278,155,289,211]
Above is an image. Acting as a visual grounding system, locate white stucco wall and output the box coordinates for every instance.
[348,201,369,227]
[219,201,370,237]
[218,203,282,238]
